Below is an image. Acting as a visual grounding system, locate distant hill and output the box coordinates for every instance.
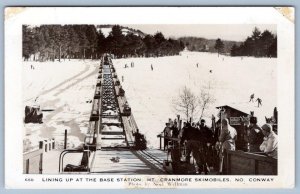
[178,37,242,54]
[96,26,241,54]
[96,25,147,38]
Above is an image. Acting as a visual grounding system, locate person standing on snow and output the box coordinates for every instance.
[249,94,255,102]
[256,98,262,107]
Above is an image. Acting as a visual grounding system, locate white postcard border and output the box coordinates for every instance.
[4,7,295,189]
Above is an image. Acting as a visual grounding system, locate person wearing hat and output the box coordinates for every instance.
[246,117,265,152]
[259,124,278,159]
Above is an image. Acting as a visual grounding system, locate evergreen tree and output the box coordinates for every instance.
[143,35,156,57]
[230,44,238,56]
[97,29,106,56]
[260,30,275,57]
[268,35,277,57]
[22,25,34,61]
[214,38,224,57]
[106,25,125,58]
[229,27,277,58]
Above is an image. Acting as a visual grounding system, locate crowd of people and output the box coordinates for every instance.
[162,116,278,174]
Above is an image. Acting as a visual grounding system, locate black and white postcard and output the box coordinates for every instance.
[4,7,295,189]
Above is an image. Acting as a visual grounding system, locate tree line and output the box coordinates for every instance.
[179,37,240,54]
[23,25,98,61]
[23,25,185,61]
[230,27,277,57]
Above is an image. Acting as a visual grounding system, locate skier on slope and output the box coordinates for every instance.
[249,94,255,102]
[151,64,153,71]
[256,98,262,107]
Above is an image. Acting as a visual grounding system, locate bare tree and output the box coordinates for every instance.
[172,86,198,122]
[198,83,216,119]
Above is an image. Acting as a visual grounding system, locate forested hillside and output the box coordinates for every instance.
[22,25,184,61]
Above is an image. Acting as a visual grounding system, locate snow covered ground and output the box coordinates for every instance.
[23,59,99,150]
[113,51,277,148]
[22,51,276,150]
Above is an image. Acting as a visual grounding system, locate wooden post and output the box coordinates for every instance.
[177,115,180,129]
[159,135,162,150]
[39,141,43,150]
[179,119,182,131]
[39,153,43,174]
[26,159,29,174]
[163,135,166,151]
[44,140,48,152]
[64,129,67,149]
[52,138,55,149]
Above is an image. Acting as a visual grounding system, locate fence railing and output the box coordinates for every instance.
[23,148,43,174]
[23,139,56,174]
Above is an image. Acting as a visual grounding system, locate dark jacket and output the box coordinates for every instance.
[180,125,201,144]
[200,125,214,144]
[248,125,264,152]
[171,126,179,138]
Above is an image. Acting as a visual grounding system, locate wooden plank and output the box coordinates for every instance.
[91,149,159,174]
[226,150,277,175]
[230,155,255,175]
[257,161,277,175]
[23,149,43,161]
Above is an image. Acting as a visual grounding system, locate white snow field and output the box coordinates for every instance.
[23,51,276,150]
[113,51,277,148]
[23,59,99,150]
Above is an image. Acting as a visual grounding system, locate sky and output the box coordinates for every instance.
[125,24,277,42]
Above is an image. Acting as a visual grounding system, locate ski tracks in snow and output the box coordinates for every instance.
[24,63,94,103]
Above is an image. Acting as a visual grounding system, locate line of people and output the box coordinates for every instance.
[162,116,278,175]
[163,118,217,174]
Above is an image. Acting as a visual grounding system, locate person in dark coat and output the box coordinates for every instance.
[199,119,213,174]
[180,122,202,173]
[256,98,262,107]
[245,117,265,152]
[171,121,179,138]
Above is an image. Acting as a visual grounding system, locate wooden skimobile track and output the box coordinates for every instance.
[59,55,168,174]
